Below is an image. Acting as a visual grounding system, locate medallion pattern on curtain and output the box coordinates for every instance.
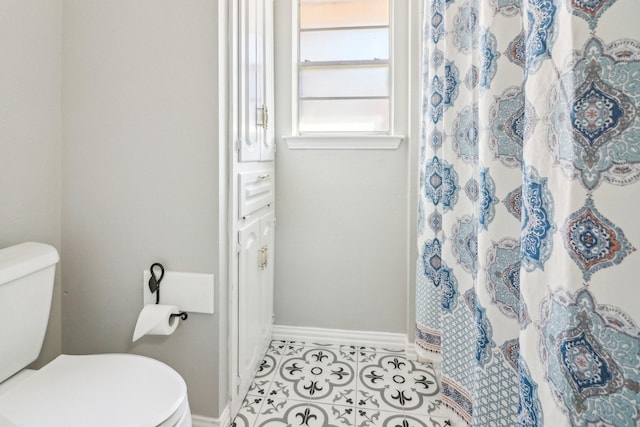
[416,0,640,425]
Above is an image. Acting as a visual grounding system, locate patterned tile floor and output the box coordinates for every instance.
[231,340,452,427]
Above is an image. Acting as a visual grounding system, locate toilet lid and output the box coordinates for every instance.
[0,354,188,427]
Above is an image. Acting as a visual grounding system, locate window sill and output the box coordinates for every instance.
[283,135,404,150]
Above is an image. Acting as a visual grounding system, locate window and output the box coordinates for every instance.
[297,0,391,134]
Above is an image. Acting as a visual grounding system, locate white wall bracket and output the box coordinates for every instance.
[143,270,215,314]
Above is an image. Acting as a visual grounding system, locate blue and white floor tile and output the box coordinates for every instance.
[232,340,449,427]
[269,346,358,406]
[357,352,439,415]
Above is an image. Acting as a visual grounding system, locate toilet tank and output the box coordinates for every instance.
[0,242,59,383]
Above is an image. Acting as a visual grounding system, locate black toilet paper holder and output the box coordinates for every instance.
[149,262,188,321]
[170,312,188,320]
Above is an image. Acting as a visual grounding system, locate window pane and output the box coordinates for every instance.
[300,65,389,98]
[300,0,388,29]
[300,28,388,62]
[299,99,389,133]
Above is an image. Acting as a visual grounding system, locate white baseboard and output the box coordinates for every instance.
[191,415,216,427]
[192,405,230,427]
[405,342,418,360]
[272,324,409,351]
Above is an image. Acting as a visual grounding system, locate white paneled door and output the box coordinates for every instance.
[237,218,260,400]
[238,0,274,162]
[236,210,275,408]
[258,210,275,350]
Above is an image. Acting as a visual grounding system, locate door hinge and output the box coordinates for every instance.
[235,242,241,254]
[235,139,242,151]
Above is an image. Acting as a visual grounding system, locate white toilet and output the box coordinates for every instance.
[0,242,192,427]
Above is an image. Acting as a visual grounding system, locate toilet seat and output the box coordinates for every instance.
[0,354,190,427]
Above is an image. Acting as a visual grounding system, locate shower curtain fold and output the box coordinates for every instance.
[416,0,640,425]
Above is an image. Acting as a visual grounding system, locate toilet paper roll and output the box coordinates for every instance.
[132,304,180,342]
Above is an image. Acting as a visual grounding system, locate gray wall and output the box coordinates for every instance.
[274,149,409,333]
[61,0,220,417]
[0,0,63,367]
[272,0,409,334]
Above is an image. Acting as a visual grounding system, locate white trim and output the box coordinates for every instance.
[272,325,408,349]
[218,405,231,427]
[192,405,231,427]
[227,0,241,419]
[290,0,299,134]
[191,415,217,427]
[405,341,418,361]
[291,1,396,136]
[283,135,404,150]
[222,1,238,427]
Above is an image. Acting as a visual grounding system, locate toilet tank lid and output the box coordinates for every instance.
[0,242,59,286]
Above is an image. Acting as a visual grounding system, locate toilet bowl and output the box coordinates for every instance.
[0,242,192,427]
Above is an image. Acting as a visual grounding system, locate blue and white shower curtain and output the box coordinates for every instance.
[416,0,640,425]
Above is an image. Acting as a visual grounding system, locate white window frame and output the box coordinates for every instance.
[284,0,408,150]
